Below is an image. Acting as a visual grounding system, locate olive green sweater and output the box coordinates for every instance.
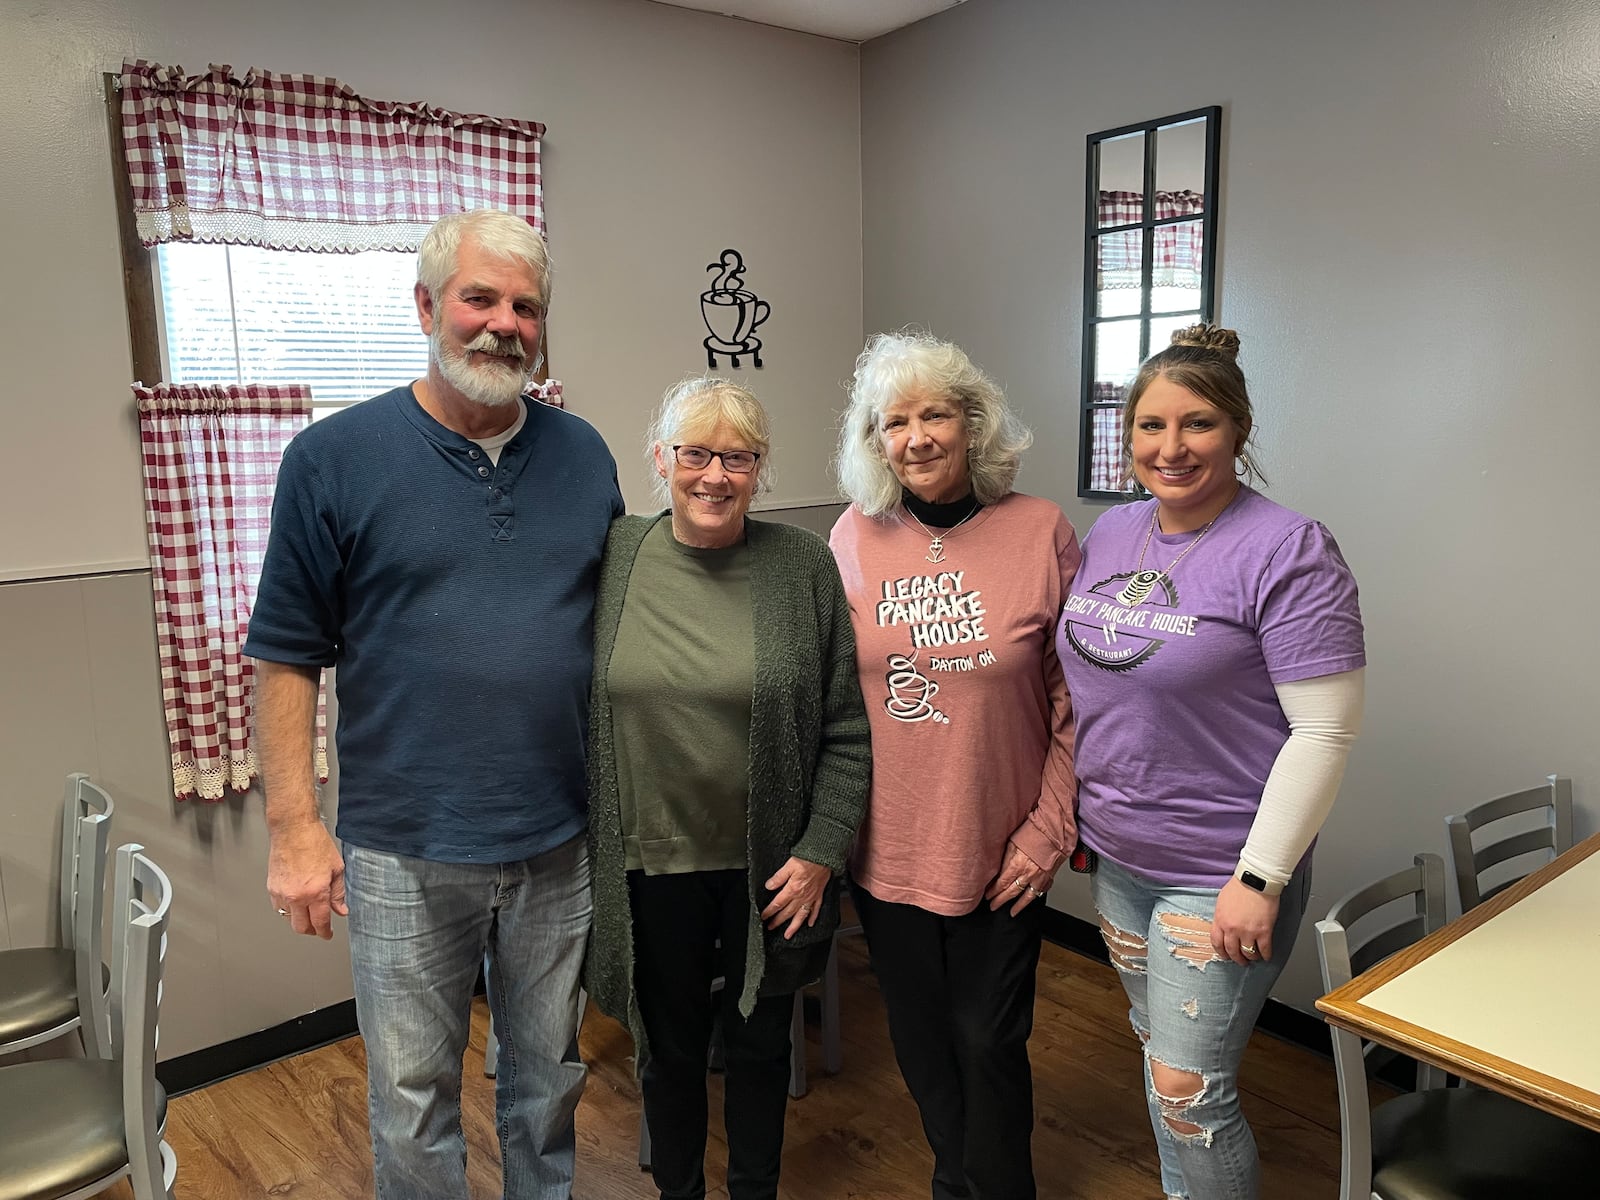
[585,514,871,1062]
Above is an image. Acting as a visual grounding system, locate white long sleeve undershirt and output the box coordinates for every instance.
[1237,667,1365,887]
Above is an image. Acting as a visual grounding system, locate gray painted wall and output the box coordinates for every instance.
[0,0,862,581]
[861,0,1600,1011]
[0,0,861,1060]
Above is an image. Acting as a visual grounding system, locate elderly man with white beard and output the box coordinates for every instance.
[246,209,623,1199]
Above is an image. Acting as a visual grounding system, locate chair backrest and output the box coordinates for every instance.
[1316,853,1448,1200]
[60,773,114,1058]
[108,843,173,1196]
[1445,775,1573,913]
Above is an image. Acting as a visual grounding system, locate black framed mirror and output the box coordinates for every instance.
[1078,106,1221,500]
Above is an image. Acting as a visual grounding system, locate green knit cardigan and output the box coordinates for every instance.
[584,514,872,1063]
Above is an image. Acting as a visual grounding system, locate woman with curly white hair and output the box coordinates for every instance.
[829,331,1081,1200]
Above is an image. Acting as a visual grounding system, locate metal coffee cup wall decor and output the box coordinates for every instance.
[700,248,770,368]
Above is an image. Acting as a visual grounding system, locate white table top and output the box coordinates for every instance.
[1318,832,1600,1131]
[1360,848,1600,1093]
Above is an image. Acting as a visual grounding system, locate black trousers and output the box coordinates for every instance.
[853,881,1044,1200]
[628,869,794,1200]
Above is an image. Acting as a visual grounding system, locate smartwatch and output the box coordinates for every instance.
[1233,864,1285,897]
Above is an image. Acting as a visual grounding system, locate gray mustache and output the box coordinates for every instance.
[464,333,527,363]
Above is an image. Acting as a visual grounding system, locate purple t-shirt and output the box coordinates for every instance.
[1055,487,1364,887]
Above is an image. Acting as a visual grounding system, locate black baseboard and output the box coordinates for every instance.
[1039,906,1333,1059]
[162,916,1335,1098]
[158,999,358,1096]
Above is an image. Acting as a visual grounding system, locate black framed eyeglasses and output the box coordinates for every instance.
[672,445,761,473]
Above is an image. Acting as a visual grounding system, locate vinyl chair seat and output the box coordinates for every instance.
[0,1059,168,1200]
[0,949,109,1045]
[1372,1086,1600,1199]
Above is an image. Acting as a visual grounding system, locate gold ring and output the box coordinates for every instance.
[1241,943,1258,956]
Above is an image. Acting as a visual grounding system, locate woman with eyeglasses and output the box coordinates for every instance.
[585,375,871,1200]
[829,331,1080,1200]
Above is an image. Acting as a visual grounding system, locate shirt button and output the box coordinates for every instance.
[491,489,503,498]
[468,449,481,460]
[477,466,490,477]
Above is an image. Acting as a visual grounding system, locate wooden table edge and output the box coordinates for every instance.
[1314,830,1600,1133]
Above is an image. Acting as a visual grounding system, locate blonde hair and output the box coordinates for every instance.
[835,330,1032,517]
[646,376,773,504]
[1119,323,1266,488]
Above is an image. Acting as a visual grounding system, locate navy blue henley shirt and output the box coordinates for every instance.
[244,385,624,862]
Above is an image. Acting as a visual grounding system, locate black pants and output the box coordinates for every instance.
[629,869,794,1200]
[853,881,1044,1200]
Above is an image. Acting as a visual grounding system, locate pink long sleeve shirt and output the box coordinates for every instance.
[830,493,1082,916]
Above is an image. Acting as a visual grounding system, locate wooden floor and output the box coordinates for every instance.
[109,936,1350,1198]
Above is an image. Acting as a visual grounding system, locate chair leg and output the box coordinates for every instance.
[638,1101,652,1170]
[482,953,499,1077]
[788,990,807,1099]
[821,939,842,1076]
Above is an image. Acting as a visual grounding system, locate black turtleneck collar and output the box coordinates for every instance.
[902,488,982,528]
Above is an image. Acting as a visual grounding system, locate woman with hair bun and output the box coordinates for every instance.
[1056,325,1365,1200]
[830,330,1080,1200]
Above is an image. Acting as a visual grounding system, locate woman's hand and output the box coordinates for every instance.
[984,840,1056,917]
[762,857,831,940]
[1211,878,1280,965]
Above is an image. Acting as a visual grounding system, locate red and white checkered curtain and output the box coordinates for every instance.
[119,60,546,251]
[1097,190,1205,288]
[135,385,328,800]
[1088,383,1127,493]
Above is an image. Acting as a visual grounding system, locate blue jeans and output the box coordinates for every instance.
[1090,855,1311,1200]
[344,835,591,1200]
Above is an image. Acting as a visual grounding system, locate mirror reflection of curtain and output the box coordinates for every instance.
[1089,189,1206,491]
[1088,384,1127,493]
[1096,190,1206,289]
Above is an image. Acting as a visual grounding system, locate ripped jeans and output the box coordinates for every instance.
[1090,855,1311,1200]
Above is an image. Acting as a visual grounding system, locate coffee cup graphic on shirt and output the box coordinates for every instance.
[883,653,948,724]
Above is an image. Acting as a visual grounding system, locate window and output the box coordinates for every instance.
[108,59,549,798]
[1079,107,1221,500]
[155,244,430,417]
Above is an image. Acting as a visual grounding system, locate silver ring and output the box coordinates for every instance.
[1026,886,1045,899]
[276,908,289,917]
[1241,943,1259,956]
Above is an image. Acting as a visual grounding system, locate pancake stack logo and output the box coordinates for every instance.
[1060,571,1201,672]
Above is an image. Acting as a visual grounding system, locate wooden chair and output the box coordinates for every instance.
[1446,774,1573,913]
[0,844,177,1200]
[0,773,114,1059]
[1316,852,1600,1199]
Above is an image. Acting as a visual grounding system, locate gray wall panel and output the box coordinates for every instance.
[861,0,1600,1013]
[0,580,99,950]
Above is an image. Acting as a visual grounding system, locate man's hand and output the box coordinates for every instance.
[267,818,347,939]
